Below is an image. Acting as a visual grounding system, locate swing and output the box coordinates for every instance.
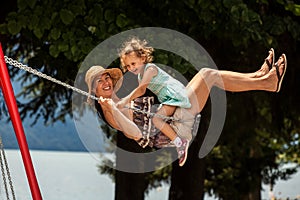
[131,97,201,148]
[0,136,16,200]
[4,56,201,148]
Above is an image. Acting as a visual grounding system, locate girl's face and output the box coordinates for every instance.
[93,73,114,98]
[121,52,146,75]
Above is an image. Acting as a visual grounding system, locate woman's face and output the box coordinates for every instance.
[121,52,146,75]
[93,73,114,98]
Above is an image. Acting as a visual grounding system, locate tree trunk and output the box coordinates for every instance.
[169,144,206,200]
[240,181,262,200]
[115,132,148,200]
[240,147,263,200]
[169,104,210,200]
[115,170,146,200]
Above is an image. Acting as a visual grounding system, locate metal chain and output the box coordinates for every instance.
[4,56,184,122]
[4,56,100,102]
[0,137,16,200]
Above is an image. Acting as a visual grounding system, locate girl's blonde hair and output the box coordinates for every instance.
[118,37,154,72]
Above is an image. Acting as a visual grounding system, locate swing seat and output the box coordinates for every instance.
[132,96,201,149]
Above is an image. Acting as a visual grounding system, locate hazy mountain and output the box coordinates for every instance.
[0,76,107,152]
[0,118,88,151]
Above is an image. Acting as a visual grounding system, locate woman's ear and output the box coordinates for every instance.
[91,87,96,94]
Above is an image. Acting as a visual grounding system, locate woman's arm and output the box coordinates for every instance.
[98,98,142,140]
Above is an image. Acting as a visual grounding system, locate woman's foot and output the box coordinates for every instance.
[254,48,275,77]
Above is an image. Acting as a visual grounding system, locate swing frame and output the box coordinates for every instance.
[0,44,42,200]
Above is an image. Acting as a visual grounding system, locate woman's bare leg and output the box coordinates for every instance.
[186,54,286,114]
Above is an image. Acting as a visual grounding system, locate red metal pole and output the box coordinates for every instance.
[0,43,42,200]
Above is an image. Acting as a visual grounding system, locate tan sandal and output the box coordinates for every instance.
[265,48,275,70]
[275,54,287,92]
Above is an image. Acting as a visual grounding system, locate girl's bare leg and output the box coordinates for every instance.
[186,54,286,114]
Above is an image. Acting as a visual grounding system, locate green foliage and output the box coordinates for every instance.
[59,9,75,25]
[278,0,300,16]
[7,20,21,35]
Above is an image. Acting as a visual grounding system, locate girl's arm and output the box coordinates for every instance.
[117,65,158,108]
[98,98,142,140]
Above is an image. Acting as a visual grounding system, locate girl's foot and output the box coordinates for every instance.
[274,54,287,92]
[267,54,287,92]
[254,48,275,77]
[176,138,189,167]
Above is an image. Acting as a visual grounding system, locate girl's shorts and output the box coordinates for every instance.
[170,108,200,141]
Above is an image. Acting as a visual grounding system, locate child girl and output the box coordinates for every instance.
[116,37,192,166]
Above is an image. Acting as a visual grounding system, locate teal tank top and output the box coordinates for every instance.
[138,63,191,108]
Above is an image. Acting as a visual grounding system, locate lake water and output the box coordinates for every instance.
[0,150,299,200]
[0,150,169,200]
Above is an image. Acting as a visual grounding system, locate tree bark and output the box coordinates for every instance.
[115,132,148,200]
[169,144,206,200]
[169,103,210,200]
[240,181,262,200]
